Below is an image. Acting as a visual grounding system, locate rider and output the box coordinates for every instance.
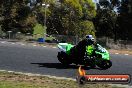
[70,35,96,59]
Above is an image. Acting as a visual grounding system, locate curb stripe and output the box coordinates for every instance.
[53,47,57,48]
[11,43,15,44]
[33,45,37,46]
[111,53,130,56]
[125,54,129,55]
[21,44,25,45]
[1,42,5,43]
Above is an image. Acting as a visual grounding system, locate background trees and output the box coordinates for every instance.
[47,0,96,38]
[0,0,132,41]
[0,0,34,34]
[117,0,132,40]
[93,0,118,41]
[0,0,96,38]
[94,0,132,41]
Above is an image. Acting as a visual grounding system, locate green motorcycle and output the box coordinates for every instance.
[57,43,112,69]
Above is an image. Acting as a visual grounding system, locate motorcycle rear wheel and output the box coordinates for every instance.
[97,60,112,69]
[84,58,96,68]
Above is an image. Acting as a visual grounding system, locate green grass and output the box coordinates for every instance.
[0,71,125,88]
[0,82,37,88]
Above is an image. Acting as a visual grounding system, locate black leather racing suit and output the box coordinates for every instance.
[70,39,94,59]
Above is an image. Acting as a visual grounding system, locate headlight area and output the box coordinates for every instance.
[102,53,110,60]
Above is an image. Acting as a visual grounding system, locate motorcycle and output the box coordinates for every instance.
[57,43,112,69]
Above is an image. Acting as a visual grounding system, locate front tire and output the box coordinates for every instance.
[57,51,71,65]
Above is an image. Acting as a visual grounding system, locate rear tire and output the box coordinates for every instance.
[97,60,112,69]
[90,63,96,68]
[57,51,71,65]
[84,58,96,68]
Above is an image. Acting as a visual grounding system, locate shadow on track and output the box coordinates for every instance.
[31,63,79,69]
[31,63,103,70]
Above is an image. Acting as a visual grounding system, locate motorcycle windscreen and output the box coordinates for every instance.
[58,43,68,52]
[58,43,74,54]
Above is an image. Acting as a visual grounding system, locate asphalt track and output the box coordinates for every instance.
[0,41,132,86]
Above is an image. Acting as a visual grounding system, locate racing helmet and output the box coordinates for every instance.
[86,35,95,44]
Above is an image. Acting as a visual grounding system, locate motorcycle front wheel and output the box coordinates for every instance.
[57,51,71,65]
